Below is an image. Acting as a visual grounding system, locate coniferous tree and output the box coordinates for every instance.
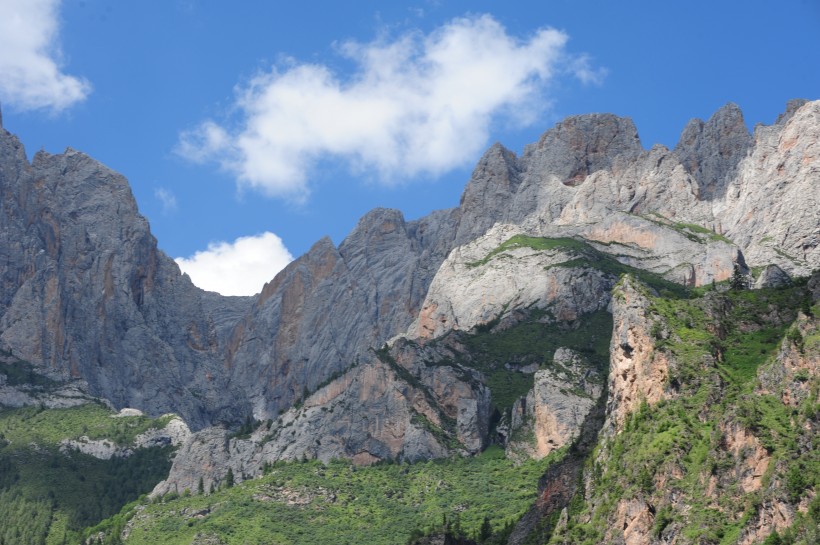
[730,264,747,290]
[479,516,492,542]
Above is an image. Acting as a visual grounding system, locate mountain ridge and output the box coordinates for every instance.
[0,99,818,545]
[0,99,817,431]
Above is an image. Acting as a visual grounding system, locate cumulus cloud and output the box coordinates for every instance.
[0,0,91,112]
[178,14,602,199]
[175,232,294,296]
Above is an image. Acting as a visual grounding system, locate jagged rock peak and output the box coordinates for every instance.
[522,113,642,186]
[674,102,752,199]
[258,235,338,300]
[341,207,407,247]
[675,103,749,150]
[0,102,3,128]
[775,98,809,125]
[459,143,520,204]
[455,142,521,244]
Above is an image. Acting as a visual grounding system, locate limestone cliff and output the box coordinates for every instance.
[0,99,817,452]
[605,276,674,434]
[506,348,603,461]
[152,342,490,496]
[0,128,253,428]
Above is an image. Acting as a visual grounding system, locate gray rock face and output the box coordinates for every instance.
[408,224,615,340]
[520,113,643,188]
[0,129,254,428]
[674,103,753,199]
[0,129,460,427]
[0,100,817,469]
[456,143,521,245]
[0,379,96,410]
[153,343,490,495]
[716,101,820,274]
[455,100,818,276]
[506,348,603,460]
[754,264,792,289]
[225,206,462,420]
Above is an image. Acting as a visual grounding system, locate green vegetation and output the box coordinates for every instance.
[550,279,819,545]
[551,254,688,299]
[0,403,173,446]
[0,404,175,544]
[92,445,563,545]
[451,309,612,414]
[468,234,690,299]
[649,284,807,385]
[644,213,732,244]
[466,235,589,269]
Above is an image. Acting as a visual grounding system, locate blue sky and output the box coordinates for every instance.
[1,0,818,295]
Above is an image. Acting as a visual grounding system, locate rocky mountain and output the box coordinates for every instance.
[1,101,817,431]
[0,100,818,544]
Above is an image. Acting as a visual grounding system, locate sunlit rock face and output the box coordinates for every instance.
[0,100,817,452]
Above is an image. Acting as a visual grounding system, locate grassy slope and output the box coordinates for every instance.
[102,446,562,545]
[0,403,174,545]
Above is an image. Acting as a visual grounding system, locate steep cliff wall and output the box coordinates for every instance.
[0,100,817,438]
[546,274,819,545]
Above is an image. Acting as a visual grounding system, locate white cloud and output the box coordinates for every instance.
[571,54,608,86]
[154,187,178,214]
[175,232,294,296]
[0,0,91,112]
[178,14,600,199]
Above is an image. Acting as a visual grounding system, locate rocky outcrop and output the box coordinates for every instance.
[507,100,818,275]
[0,376,97,409]
[410,215,741,344]
[0,128,254,428]
[153,344,490,496]
[605,276,672,434]
[758,293,819,407]
[716,101,820,274]
[674,103,753,200]
[59,414,189,460]
[754,264,792,289]
[607,499,656,545]
[719,420,772,494]
[135,415,191,448]
[0,351,101,409]
[59,436,124,460]
[226,207,462,420]
[507,348,602,460]
[409,224,614,340]
[736,499,797,545]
